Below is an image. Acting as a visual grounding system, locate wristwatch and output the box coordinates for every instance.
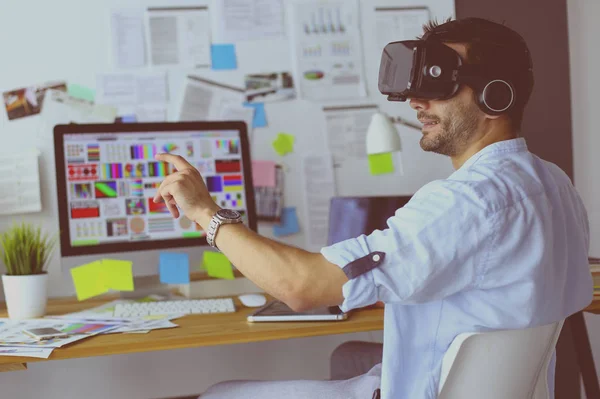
[206,209,243,249]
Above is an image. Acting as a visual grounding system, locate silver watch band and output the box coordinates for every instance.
[206,211,242,249]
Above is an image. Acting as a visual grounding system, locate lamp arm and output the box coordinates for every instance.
[389,116,422,132]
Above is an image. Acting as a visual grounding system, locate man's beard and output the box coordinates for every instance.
[419,101,480,157]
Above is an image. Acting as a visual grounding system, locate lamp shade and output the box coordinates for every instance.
[366,112,401,154]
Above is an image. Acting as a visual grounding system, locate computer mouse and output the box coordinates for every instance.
[238,294,267,307]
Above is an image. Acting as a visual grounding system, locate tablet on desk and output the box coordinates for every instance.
[247,300,348,322]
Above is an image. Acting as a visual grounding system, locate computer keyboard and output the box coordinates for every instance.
[113,298,236,317]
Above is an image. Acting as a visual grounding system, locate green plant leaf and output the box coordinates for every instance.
[0,222,57,276]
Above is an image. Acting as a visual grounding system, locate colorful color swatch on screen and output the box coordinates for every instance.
[130,144,156,160]
[148,199,169,214]
[148,162,171,177]
[87,144,100,162]
[94,181,117,198]
[162,143,178,153]
[206,176,223,192]
[102,163,123,179]
[215,159,241,173]
[223,175,242,192]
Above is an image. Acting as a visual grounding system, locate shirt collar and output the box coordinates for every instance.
[457,138,528,171]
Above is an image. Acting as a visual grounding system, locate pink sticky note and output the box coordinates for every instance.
[252,160,276,187]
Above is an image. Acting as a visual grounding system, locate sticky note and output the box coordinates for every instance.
[102,259,134,291]
[71,261,108,301]
[211,44,238,70]
[273,207,300,237]
[272,132,295,156]
[368,153,395,175]
[120,114,137,123]
[252,160,277,187]
[159,253,190,284]
[203,251,235,280]
[67,84,95,102]
[243,102,267,128]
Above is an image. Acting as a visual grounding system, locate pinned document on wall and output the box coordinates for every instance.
[110,8,146,68]
[218,100,255,139]
[96,71,168,121]
[323,104,378,165]
[179,76,245,122]
[374,6,430,56]
[39,90,117,138]
[302,153,336,249]
[0,149,42,215]
[145,6,211,67]
[244,72,296,103]
[289,0,367,101]
[213,0,285,42]
[159,253,190,284]
[2,81,66,121]
[202,251,235,280]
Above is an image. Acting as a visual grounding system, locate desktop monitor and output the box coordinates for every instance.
[53,121,256,275]
[327,196,413,246]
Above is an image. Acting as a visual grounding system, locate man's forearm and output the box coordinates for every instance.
[195,208,347,311]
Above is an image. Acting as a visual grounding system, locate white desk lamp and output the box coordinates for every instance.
[366,112,421,155]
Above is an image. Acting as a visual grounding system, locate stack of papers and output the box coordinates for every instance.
[0,298,183,358]
[0,318,121,359]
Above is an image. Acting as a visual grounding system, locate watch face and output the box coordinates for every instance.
[217,209,241,220]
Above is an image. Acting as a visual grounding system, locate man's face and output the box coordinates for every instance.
[408,43,485,157]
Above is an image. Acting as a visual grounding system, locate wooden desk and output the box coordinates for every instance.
[0,296,384,372]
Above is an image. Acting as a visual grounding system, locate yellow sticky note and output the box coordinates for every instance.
[203,251,235,280]
[272,132,295,156]
[70,261,108,301]
[368,153,395,175]
[102,259,134,291]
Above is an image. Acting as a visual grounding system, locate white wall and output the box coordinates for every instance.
[568,0,600,397]
[0,1,454,398]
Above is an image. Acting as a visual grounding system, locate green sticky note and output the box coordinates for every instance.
[68,84,95,102]
[70,261,108,301]
[368,153,395,175]
[203,251,235,280]
[272,132,295,156]
[102,259,134,291]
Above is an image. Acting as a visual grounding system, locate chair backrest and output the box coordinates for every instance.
[438,321,564,399]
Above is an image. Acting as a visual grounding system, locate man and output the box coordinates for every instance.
[153,17,592,399]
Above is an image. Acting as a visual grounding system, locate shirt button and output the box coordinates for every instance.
[372,254,381,262]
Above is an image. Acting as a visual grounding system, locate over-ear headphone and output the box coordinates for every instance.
[474,78,515,116]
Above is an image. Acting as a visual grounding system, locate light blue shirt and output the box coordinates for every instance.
[322,138,593,399]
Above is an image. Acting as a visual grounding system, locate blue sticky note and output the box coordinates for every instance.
[273,207,300,237]
[211,44,238,70]
[159,253,190,284]
[243,102,267,128]
[120,114,137,123]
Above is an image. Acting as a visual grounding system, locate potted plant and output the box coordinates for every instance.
[0,223,57,319]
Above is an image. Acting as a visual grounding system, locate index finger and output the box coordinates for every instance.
[155,153,194,171]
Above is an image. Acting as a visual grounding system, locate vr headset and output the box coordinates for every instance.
[378,38,516,115]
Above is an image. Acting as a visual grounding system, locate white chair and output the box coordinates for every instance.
[438,320,564,399]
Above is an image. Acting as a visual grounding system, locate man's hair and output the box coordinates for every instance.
[419,17,534,131]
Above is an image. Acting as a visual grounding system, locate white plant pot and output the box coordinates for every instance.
[2,273,48,319]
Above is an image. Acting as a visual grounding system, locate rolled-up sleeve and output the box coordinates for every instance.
[321,180,496,312]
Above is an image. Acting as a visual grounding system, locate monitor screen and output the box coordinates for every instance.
[54,122,256,258]
[327,196,412,246]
